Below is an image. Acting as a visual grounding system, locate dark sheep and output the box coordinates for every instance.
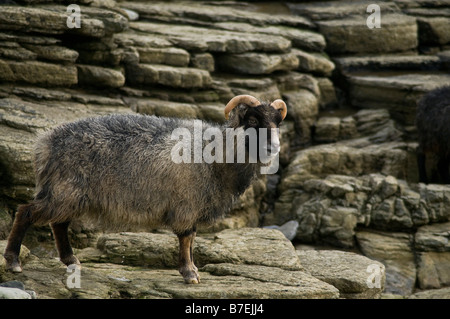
[3,95,287,284]
[416,85,450,184]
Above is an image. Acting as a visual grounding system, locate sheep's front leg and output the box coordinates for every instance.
[177,228,200,284]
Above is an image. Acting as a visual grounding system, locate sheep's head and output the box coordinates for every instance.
[224,95,287,158]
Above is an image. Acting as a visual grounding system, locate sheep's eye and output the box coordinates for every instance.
[248,118,258,126]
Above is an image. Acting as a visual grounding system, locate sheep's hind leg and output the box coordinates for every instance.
[51,221,80,268]
[177,228,200,284]
[4,204,34,272]
[437,156,450,184]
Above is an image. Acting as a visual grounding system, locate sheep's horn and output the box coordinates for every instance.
[224,95,261,120]
[271,99,287,120]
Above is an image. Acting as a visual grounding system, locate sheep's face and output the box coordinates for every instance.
[230,102,284,158]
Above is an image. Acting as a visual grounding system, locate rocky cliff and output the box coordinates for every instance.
[0,0,449,299]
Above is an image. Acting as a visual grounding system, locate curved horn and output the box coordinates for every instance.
[271,99,287,120]
[224,95,260,120]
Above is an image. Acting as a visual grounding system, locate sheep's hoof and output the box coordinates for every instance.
[184,274,200,284]
[61,255,81,268]
[4,254,23,273]
[7,262,23,273]
[180,268,201,284]
[185,277,200,284]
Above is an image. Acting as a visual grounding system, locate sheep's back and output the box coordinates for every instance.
[31,114,219,229]
[416,86,450,154]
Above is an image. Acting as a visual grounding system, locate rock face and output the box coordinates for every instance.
[1,0,449,299]
[0,228,346,299]
[297,249,386,298]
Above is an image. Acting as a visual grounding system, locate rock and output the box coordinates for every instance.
[127,97,199,119]
[213,22,326,52]
[334,55,442,73]
[0,287,32,299]
[282,89,319,145]
[125,1,314,30]
[223,76,281,102]
[356,231,416,295]
[317,14,418,55]
[131,22,292,54]
[0,280,36,299]
[408,287,450,299]
[417,17,450,45]
[201,263,339,299]
[96,228,303,271]
[416,252,450,289]
[216,52,299,75]
[0,280,25,290]
[288,1,401,21]
[77,64,125,88]
[316,77,338,108]
[318,206,359,248]
[0,6,74,35]
[21,44,79,63]
[122,8,139,21]
[125,63,212,89]
[137,47,190,67]
[264,220,299,241]
[347,73,450,125]
[0,204,12,240]
[190,53,215,72]
[297,249,386,298]
[0,59,77,86]
[419,184,450,223]
[0,228,343,299]
[0,5,128,38]
[314,117,341,143]
[275,72,320,96]
[96,231,179,268]
[415,222,450,252]
[279,142,408,187]
[314,115,359,143]
[292,49,335,77]
[438,50,450,70]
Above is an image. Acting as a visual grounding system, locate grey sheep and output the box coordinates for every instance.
[416,86,450,184]
[4,95,287,284]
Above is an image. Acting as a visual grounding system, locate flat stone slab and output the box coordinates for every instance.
[334,55,442,73]
[123,1,314,29]
[316,14,418,54]
[356,231,416,295]
[0,5,128,38]
[125,63,212,89]
[415,222,450,252]
[95,228,303,271]
[408,287,450,299]
[288,1,401,21]
[0,228,342,299]
[297,249,385,298]
[217,52,299,75]
[212,22,326,52]
[130,22,292,53]
[347,72,450,125]
[0,59,77,87]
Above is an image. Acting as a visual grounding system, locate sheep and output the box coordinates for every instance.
[416,85,450,184]
[3,95,287,284]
